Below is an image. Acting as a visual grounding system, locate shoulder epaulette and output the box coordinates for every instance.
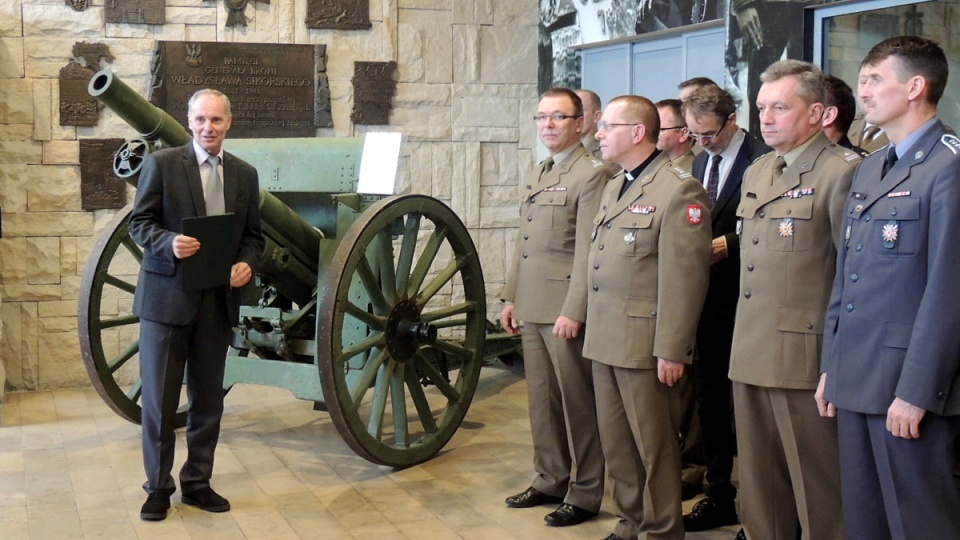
[590,158,605,168]
[670,165,693,180]
[941,134,960,155]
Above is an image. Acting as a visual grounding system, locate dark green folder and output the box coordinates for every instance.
[181,213,239,291]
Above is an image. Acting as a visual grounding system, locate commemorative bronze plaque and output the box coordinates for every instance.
[104,0,164,24]
[351,61,397,125]
[60,61,98,127]
[80,138,127,210]
[150,41,321,138]
[305,0,371,30]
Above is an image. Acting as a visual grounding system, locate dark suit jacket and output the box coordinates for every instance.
[823,120,960,415]
[692,133,768,323]
[129,143,264,327]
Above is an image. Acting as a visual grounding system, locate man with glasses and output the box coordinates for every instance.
[501,88,610,528]
[681,85,768,534]
[656,99,696,171]
[587,94,711,540]
[731,59,857,540]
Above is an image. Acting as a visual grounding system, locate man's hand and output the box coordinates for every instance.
[230,262,253,288]
[553,316,582,339]
[657,357,684,386]
[172,234,200,259]
[815,373,836,418]
[886,397,926,439]
[501,303,520,335]
[735,6,763,50]
[710,236,728,266]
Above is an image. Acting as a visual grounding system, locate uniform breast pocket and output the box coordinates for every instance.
[767,198,813,252]
[615,214,655,257]
[872,197,921,257]
[536,191,568,229]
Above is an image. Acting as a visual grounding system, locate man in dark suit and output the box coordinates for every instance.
[501,88,610,528]
[130,89,264,521]
[680,85,768,532]
[818,35,960,540]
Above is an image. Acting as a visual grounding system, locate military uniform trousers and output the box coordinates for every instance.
[733,381,844,540]
[522,322,604,511]
[593,362,683,540]
[837,410,960,540]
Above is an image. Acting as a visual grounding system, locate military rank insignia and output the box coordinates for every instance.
[628,204,656,214]
[779,218,794,237]
[543,186,567,192]
[882,221,899,248]
[687,205,703,224]
[941,134,960,154]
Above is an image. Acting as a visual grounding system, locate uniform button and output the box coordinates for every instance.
[523,234,528,240]
[593,285,599,291]
[744,291,752,299]
[759,211,765,218]
[525,185,531,190]
[864,214,871,222]
[806,322,814,329]
[530,197,536,203]
[594,263,599,269]
[527,216,533,222]
[606,223,612,229]
[937,391,946,399]
[747,264,755,271]
[851,273,859,282]
[856,243,863,252]
[846,303,855,312]
[599,244,605,250]
[786,209,792,215]
[549,198,554,202]
[891,209,898,216]
[752,238,759,245]
[522,253,528,258]
[685,347,693,355]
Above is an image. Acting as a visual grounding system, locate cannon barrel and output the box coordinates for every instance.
[88,69,191,148]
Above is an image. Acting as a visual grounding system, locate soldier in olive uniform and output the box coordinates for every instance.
[730,60,859,540]
[501,88,611,528]
[577,89,604,160]
[819,36,960,540]
[586,95,712,540]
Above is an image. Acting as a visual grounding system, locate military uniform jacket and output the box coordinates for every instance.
[729,132,859,389]
[583,152,712,369]
[823,120,960,416]
[500,144,610,324]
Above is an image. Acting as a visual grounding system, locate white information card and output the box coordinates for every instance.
[357,131,403,195]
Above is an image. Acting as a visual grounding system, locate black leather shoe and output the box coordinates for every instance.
[140,492,170,521]
[681,481,704,501]
[181,486,231,513]
[544,503,598,527]
[505,487,564,508]
[683,496,739,531]
[735,528,746,540]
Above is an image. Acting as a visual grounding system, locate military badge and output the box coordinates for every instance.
[941,134,960,154]
[628,204,656,214]
[624,231,636,244]
[882,221,898,248]
[854,204,864,213]
[543,186,567,192]
[887,191,911,198]
[778,218,794,237]
[914,151,924,160]
[687,205,703,224]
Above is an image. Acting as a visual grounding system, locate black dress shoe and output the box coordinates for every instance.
[181,486,231,513]
[140,492,170,521]
[683,496,739,531]
[735,528,746,540]
[681,481,704,501]
[505,487,564,508]
[544,503,598,527]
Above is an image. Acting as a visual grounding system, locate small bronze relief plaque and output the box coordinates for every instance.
[306,0,371,30]
[351,61,397,125]
[105,0,164,25]
[151,41,321,138]
[73,41,115,73]
[80,139,128,211]
[66,0,90,11]
[60,61,98,127]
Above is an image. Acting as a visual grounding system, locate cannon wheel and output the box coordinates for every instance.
[78,205,189,426]
[318,194,486,468]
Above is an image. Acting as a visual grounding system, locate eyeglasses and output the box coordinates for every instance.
[533,114,582,123]
[660,126,686,131]
[596,121,639,132]
[688,115,730,141]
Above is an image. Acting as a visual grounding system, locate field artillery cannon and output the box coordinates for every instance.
[78,69,519,467]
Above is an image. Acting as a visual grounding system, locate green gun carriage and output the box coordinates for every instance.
[78,69,519,468]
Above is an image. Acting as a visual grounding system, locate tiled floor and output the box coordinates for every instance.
[0,367,741,539]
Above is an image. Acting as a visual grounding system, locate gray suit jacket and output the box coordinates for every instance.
[823,120,960,416]
[129,143,264,327]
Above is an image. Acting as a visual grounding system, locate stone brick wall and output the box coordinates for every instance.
[0,0,538,393]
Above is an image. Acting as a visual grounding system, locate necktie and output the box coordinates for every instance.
[706,155,722,207]
[772,155,787,184]
[881,145,898,179]
[862,124,881,144]
[542,156,554,174]
[204,155,225,216]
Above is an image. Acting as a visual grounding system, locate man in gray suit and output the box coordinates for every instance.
[130,89,264,521]
[501,88,610,527]
[818,35,960,540]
